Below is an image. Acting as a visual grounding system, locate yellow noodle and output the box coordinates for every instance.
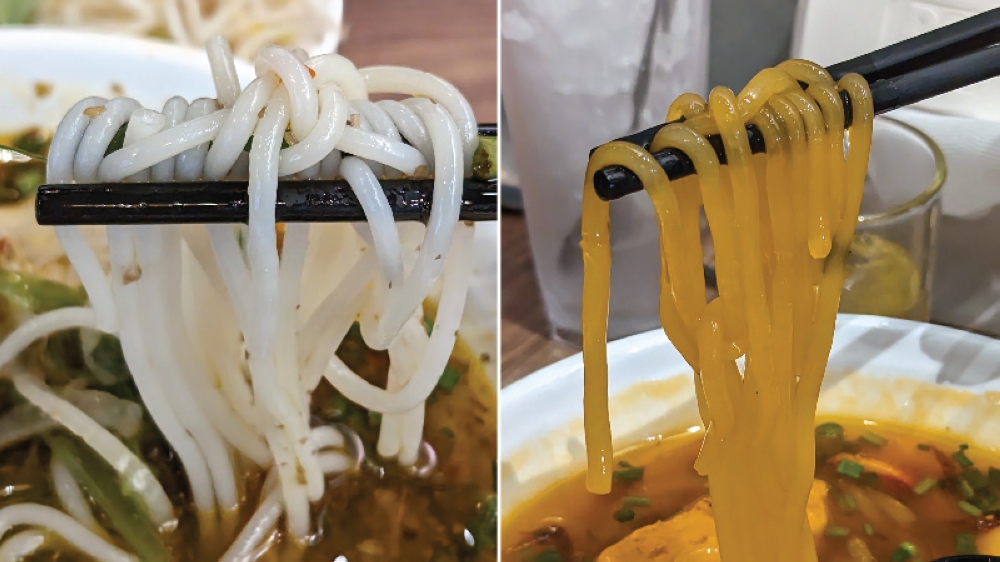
[807,82,846,236]
[581,63,873,561]
[776,59,833,86]
[653,125,747,358]
[667,92,708,121]
[768,94,817,378]
[737,67,798,118]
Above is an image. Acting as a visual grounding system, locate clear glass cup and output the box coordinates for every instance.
[501,0,710,345]
[839,117,946,321]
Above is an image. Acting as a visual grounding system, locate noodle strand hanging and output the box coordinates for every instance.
[581,64,873,561]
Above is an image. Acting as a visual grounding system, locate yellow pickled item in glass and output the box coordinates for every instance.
[840,233,922,319]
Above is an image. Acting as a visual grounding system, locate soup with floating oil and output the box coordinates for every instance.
[503,420,1000,561]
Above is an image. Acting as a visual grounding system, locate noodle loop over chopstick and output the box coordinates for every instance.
[581,65,873,562]
[0,35,479,555]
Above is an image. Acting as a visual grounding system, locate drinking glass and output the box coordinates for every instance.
[839,117,946,321]
[501,0,710,345]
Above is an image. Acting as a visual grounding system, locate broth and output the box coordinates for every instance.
[503,419,1000,561]
[0,317,497,561]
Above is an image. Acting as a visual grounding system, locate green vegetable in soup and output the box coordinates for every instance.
[612,461,644,483]
[0,269,88,316]
[47,434,170,562]
[469,494,497,551]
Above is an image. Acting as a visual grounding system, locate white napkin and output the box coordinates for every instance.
[887,107,1000,334]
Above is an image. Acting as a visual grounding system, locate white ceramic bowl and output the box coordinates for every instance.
[501,314,1000,512]
[0,28,498,385]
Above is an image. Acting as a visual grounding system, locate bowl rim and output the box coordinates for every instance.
[500,314,1000,513]
[501,314,1000,457]
[0,26,243,64]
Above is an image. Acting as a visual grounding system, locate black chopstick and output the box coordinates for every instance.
[591,12,1000,201]
[34,123,498,225]
[827,7,1000,82]
[35,177,496,225]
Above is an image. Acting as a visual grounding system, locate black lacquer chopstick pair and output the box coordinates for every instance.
[931,554,1000,562]
[34,123,498,226]
[591,8,1000,201]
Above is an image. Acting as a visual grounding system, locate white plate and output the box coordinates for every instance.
[501,314,1000,512]
[0,28,258,133]
[0,28,498,386]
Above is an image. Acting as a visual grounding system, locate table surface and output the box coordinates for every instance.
[501,212,576,386]
[339,0,498,122]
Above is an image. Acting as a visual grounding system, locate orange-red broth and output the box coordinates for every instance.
[503,420,1000,561]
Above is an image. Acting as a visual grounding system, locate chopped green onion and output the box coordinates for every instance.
[531,548,563,562]
[890,542,918,562]
[954,444,974,468]
[824,526,849,537]
[816,422,844,439]
[917,443,931,451]
[437,365,461,393]
[857,471,880,488]
[622,496,651,508]
[612,507,635,522]
[963,468,989,490]
[837,492,857,513]
[956,532,978,555]
[836,458,865,479]
[367,411,382,428]
[859,432,887,447]
[440,427,455,439]
[959,478,976,499]
[612,463,644,483]
[912,477,937,495]
[423,316,434,335]
[468,494,497,552]
[958,500,983,517]
[989,467,1000,489]
[863,523,875,536]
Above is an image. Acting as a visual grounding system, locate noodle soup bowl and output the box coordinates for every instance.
[501,314,1000,512]
[0,28,500,380]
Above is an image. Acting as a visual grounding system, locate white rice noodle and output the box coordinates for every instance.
[306,425,344,451]
[0,307,96,369]
[377,309,430,464]
[180,237,265,435]
[0,404,57,452]
[51,458,100,533]
[8,374,174,528]
[35,35,480,546]
[361,66,477,170]
[377,100,435,166]
[264,429,308,541]
[360,100,463,351]
[107,225,219,516]
[298,252,377,390]
[0,529,47,562]
[46,98,117,333]
[323,223,475,414]
[0,504,138,562]
[207,35,242,108]
[151,97,191,182]
[219,482,283,562]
